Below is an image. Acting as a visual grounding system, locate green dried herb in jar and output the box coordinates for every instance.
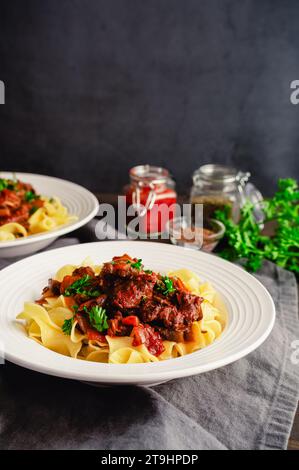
[190,164,251,222]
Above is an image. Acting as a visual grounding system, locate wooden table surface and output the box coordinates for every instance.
[96,192,299,450]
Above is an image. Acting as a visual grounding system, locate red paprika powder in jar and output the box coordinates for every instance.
[125,165,177,236]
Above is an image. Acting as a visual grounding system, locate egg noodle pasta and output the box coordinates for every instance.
[17,255,226,364]
[0,223,27,241]
[27,197,77,235]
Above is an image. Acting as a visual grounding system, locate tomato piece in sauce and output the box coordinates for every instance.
[87,328,107,343]
[122,315,140,327]
[131,324,165,357]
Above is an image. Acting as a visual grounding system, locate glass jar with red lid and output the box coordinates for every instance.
[125,165,177,236]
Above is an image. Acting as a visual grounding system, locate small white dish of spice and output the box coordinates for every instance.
[166,217,225,252]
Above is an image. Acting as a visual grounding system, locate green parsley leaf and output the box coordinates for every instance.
[64,275,101,298]
[62,317,74,335]
[0,178,8,191]
[86,287,101,297]
[64,275,91,296]
[0,177,18,191]
[84,305,108,333]
[25,191,39,202]
[156,276,176,296]
[126,258,143,270]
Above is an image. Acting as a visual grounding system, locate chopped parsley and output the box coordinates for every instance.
[0,178,16,191]
[84,305,108,333]
[0,179,7,191]
[25,190,39,202]
[62,317,74,335]
[62,304,108,335]
[156,276,176,296]
[64,275,91,296]
[62,305,78,335]
[64,275,101,298]
[126,258,143,270]
[144,269,153,274]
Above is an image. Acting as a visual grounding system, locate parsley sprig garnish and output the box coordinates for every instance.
[62,305,78,335]
[0,178,17,191]
[83,305,108,333]
[156,276,176,295]
[0,178,8,191]
[64,275,101,298]
[62,317,74,335]
[215,178,299,274]
[25,190,39,202]
[126,258,143,270]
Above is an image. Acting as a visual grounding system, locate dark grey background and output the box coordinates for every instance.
[0,0,298,195]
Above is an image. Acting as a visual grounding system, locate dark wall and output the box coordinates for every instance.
[0,0,299,196]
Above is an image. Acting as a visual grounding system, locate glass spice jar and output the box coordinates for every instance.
[190,164,251,222]
[125,165,177,236]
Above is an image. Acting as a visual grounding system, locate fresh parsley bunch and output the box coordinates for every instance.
[215,178,299,274]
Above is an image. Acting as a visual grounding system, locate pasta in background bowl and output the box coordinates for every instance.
[0,172,99,257]
[0,241,275,386]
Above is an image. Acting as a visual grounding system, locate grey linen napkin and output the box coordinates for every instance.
[0,231,298,450]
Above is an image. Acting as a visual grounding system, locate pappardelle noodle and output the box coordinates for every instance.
[17,254,226,364]
[0,176,77,241]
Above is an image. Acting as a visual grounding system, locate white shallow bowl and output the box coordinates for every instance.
[0,241,275,387]
[0,172,99,257]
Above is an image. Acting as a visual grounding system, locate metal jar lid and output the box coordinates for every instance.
[130,165,171,185]
[193,164,248,185]
[192,164,264,221]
